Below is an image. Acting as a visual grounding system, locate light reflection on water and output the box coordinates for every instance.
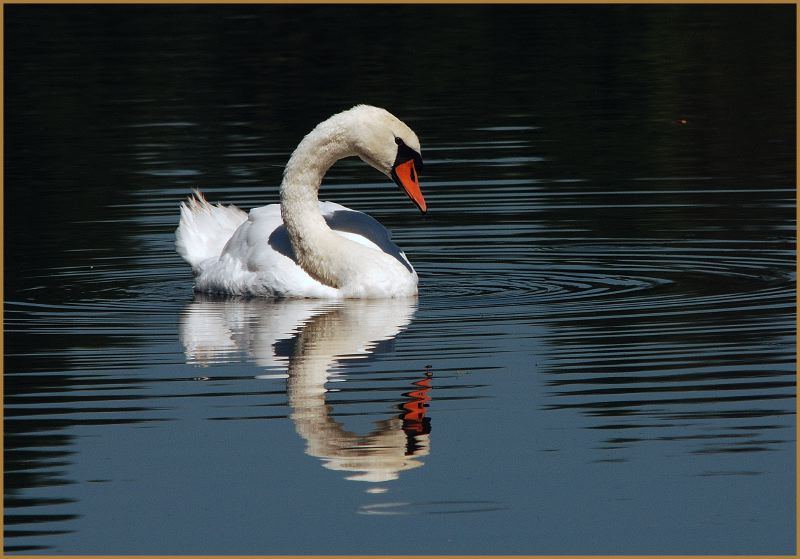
[5,4,795,555]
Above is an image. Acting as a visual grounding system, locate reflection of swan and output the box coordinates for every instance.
[175,105,426,298]
[180,296,432,483]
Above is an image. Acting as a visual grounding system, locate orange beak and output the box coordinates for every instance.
[391,159,427,214]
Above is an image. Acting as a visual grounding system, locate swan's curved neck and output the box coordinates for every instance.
[280,116,356,288]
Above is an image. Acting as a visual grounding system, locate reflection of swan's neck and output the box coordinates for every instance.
[286,309,348,394]
[179,297,427,484]
[280,113,357,289]
[286,306,429,483]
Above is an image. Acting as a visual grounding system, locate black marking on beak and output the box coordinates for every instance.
[394,137,424,175]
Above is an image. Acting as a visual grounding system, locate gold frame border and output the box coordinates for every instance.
[0,2,796,559]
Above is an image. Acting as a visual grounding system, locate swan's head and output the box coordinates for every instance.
[346,105,427,214]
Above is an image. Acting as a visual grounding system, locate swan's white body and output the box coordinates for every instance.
[176,105,425,299]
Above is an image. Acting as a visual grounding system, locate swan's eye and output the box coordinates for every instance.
[393,137,423,175]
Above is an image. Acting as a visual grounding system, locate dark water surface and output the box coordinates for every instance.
[4,5,796,555]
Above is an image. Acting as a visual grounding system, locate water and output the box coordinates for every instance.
[4,5,795,555]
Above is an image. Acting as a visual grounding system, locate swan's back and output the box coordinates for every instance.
[319,202,414,274]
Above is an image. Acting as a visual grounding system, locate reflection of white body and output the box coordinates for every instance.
[180,297,431,483]
[175,105,427,298]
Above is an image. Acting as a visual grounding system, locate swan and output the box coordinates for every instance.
[175,105,426,298]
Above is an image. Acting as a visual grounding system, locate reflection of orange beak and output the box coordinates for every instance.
[391,159,427,214]
[401,376,432,427]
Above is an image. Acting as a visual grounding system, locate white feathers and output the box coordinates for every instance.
[176,199,416,298]
[175,191,248,270]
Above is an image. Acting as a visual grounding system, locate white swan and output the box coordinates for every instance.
[175,105,426,298]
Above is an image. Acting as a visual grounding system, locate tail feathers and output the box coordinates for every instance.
[176,190,248,269]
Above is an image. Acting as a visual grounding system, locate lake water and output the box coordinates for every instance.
[4,5,796,555]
